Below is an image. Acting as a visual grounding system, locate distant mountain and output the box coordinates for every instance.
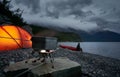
[77,30,120,42]
[31,25,120,42]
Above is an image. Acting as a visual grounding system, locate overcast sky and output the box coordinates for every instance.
[10,0,120,33]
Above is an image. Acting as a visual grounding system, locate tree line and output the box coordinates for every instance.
[0,0,26,26]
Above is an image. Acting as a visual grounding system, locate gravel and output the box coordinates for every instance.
[0,49,33,72]
[0,48,120,77]
[54,48,120,77]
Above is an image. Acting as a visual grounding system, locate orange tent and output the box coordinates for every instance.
[0,25,32,51]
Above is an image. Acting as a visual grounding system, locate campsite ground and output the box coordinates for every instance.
[55,48,120,77]
[0,48,120,77]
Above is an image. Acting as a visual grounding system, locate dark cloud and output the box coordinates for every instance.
[12,0,93,18]
[15,0,40,13]
[89,17,120,33]
[90,18,108,28]
[45,0,92,18]
[10,0,120,34]
[51,0,92,8]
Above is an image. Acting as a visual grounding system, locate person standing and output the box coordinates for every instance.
[76,42,83,52]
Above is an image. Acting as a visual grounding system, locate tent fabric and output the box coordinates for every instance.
[0,25,32,51]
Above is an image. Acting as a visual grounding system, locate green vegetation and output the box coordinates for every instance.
[31,26,81,42]
[30,25,47,34]
[55,32,81,42]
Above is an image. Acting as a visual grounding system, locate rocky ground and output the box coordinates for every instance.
[0,48,33,77]
[0,48,120,77]
[55,48,120,77]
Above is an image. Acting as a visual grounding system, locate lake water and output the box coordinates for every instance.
[58,42,120,60]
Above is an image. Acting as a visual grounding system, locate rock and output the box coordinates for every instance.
[0,48,120,77]
[4,57,81,77]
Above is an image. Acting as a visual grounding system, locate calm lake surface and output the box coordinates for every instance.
[58,42,120,60]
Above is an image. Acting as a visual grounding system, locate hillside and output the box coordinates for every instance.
[31,25,81,42]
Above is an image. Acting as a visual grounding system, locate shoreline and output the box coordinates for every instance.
[0,48,120,77]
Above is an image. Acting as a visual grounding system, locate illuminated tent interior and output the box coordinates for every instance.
[0,25,32,51]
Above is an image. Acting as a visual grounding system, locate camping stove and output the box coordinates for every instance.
[31,36,57,68]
